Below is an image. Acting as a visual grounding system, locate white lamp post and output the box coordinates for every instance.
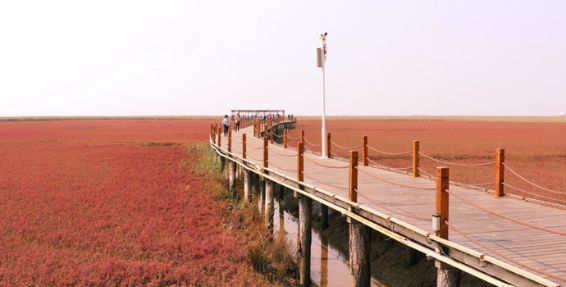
[317,32,328,159]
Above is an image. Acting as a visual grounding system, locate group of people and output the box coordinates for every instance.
[222,113,241,136]
[221,112,295,136]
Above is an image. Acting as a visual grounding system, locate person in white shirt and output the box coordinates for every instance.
[222,115,229,136]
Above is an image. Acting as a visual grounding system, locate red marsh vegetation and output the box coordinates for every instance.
[287,118,566,205]
[0,119,281,286]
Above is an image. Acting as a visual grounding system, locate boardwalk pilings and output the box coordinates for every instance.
[495,148,505,197]
[435,167,460,287]
[362,136,368,166]
[284,128,288,148]
[265,179,274,235]
[296,142,311,286]
[229,161,237,200]
[413,140,420,177]
[297,195,312,286]
[327,132,331,158]
[348,151,370,287]
[298,195,312,287]
[244,169,252,203]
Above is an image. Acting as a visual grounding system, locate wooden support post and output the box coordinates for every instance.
[220,156,226,177]
[217,127,222,148]
[263,134,268,168]
[229,161,237,201]
[244,169,251,203]
[259,178,265,216]
[320,234,329,287]
[265,180,274,235]
[437,268,461,287]
[413,140,420,177]
[349,151,359,203]
[297,187,312,286]
[495,148,505,197]
[362,136,368,166]
[242,133,247,159]
[228,128,232,152]
[327,132,331,159]
[277,185,286,240]
[349,219,371,287]
[283,128,288,148]
[301,129,305,144]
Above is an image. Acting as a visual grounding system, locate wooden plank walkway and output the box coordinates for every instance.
[220,126,566,286]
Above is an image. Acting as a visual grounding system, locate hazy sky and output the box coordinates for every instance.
[1,1,565,116]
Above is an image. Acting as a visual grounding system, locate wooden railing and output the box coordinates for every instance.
[209,121,562,287]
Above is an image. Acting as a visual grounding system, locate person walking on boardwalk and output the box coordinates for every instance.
[234,112,241,133]
[222,115,229,136]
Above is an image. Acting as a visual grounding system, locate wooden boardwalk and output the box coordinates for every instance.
[214,124,565,287]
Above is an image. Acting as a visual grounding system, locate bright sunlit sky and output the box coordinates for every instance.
[1,1,565,116]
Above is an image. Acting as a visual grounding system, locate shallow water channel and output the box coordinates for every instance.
[248,180,388,287]
[271,196,386,287]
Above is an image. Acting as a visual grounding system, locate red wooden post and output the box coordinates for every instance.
[349,151,359,203]
[413,140,420,177]
[362,136,368,166]
[495,148,505,197]
[283,128,288,148]
[263,133,268,168]
[301,129,305,144]
[242,133,247,159]
[327,133,331,159]
[298,142,304,182]
[217,127,222,147]
[211,124,216,144]
[228,128,232,152]
[435,167,449,239]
